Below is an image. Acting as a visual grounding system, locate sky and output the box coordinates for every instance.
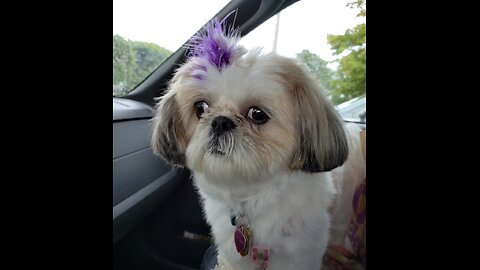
[113,0,365,69]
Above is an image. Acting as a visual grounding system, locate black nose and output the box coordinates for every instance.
[211,116,236,136]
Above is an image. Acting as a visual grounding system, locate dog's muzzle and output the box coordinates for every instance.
[209,116,237,155]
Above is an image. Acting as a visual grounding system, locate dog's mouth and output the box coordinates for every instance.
[208,140,228,156]
[208,133,235,157]
[209,149,225,155]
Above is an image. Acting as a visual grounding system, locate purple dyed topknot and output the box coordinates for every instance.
[189,11,239,71]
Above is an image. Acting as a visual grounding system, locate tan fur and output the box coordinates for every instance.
[274,57,348,172]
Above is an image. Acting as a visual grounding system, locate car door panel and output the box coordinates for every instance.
[113,98,187,243]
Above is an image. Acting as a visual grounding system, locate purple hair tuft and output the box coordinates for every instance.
[188,10,240,71]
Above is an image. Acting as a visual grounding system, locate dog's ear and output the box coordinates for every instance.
[151,90,187,167]
[278,57,348,173]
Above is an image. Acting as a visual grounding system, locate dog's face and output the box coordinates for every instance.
[152,20,348,185]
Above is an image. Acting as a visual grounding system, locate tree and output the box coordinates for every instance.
[327,0,366,104]
[113,35,172,96]
[130,41,172,87]
[113,35,136,95]
[296,50,335,93]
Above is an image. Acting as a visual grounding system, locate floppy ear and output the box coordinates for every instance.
[278,57,349,172]
[151,90,187,167]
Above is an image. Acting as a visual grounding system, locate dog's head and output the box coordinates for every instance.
[152,17,348,183]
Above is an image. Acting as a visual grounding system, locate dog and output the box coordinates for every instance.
[151,17,365,270]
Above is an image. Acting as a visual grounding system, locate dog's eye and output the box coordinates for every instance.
[247,107,269,124]
[194,101,209,119]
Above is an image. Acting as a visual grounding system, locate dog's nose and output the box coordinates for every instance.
[211,116,236,136]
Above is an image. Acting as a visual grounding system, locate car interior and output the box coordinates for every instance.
[113,0,365,269]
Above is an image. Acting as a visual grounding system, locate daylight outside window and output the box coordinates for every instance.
[113,0,231,96]
[239,0,365,105]
[113,0,365,107]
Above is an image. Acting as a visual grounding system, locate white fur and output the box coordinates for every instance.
[196,170,335,270]
[193,125,364,270]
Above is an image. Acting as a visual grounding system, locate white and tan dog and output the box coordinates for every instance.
[152,17,365,270]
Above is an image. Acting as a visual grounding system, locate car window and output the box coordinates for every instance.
[113,0,231,96]
[240,0,366,106]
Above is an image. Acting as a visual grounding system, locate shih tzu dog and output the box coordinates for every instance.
[152,15,365,270]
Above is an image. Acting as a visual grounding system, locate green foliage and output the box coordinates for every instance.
[113,35,135,95]
[347,0,366,17]
[329,47,365,104]
[328,23,366,55]
[327,0,366,104]
[296,50,335,93]
[113,35,172,96]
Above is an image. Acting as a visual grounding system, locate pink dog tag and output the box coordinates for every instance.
[234,225,250,256]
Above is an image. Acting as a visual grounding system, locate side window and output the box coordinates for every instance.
[239,0,366,105]
[113,0,231,97]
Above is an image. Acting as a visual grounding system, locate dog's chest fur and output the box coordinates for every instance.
[193,171,335,269]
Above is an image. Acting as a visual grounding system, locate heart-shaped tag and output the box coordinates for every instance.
[234,225,250,256]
